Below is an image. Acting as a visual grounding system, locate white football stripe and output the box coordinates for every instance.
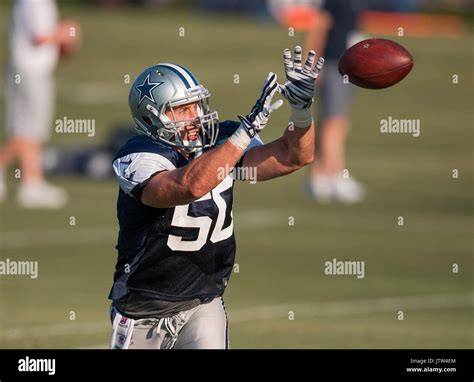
[160,63,198,87]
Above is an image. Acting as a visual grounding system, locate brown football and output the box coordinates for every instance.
[338,38,414,89]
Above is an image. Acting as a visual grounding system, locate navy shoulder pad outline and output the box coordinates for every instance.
[114,134,177,164]
[215,120,240,146]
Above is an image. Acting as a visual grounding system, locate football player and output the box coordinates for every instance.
[109,47,324,349]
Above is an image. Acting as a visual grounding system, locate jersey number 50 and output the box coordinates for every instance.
[167,177,233,251]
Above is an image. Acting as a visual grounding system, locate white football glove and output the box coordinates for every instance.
[229,72,283,150]
[278,46,325,128]
[278,46,325,109]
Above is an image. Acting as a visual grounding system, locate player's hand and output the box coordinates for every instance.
[57,19,82,59]
[238,72,283,138]
[278,46,325,109]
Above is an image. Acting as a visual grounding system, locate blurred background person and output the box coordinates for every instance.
[0,0,81,208]
[305,0,368,203]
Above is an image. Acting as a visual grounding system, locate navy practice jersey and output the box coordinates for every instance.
[109,120,262,302]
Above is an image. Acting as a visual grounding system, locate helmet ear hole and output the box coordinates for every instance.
[142,116,152,126]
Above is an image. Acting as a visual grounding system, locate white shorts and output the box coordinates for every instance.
[5,69,55,143]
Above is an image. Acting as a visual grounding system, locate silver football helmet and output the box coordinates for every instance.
[128,63,219,152]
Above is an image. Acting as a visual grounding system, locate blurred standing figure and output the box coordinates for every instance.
[306,0,367,203]
[0,0,81,208]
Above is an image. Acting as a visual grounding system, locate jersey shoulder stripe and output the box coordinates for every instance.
[113,152,176,196]
[114,134,178,164]
[113,134,180,196]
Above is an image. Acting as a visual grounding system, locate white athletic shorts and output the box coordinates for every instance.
[5,68,55,143]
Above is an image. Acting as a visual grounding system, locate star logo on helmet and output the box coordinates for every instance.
[136,74,163,106]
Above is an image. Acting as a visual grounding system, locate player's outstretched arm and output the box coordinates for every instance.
[141,73,282,208]
[241,46,324,181]
[141,140,243,208]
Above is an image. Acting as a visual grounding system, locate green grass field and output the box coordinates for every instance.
[0,5,472,348]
